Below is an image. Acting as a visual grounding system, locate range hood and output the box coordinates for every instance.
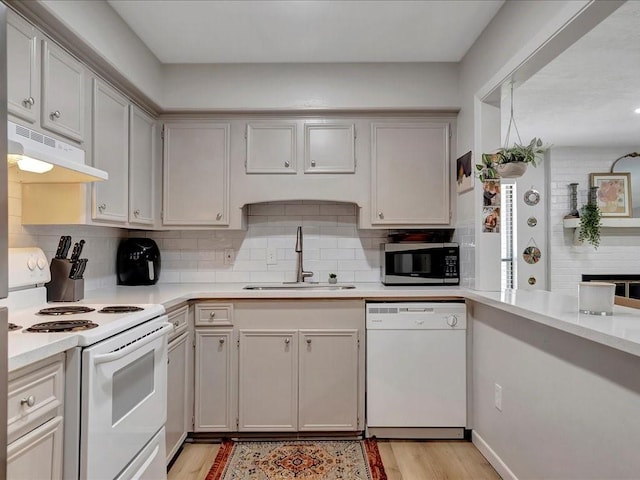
[7,121,108,183]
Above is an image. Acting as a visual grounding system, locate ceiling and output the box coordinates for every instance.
[107,0,504,63]
[514,0,640,148]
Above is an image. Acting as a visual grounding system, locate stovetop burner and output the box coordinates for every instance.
[25,320,99,333]
[38,306,96,315]
[98,306,144,313]
[8,323,22,331]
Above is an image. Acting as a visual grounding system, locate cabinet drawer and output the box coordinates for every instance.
[8,355,64,444]
[167,305,189,340]
[195,303,233,327]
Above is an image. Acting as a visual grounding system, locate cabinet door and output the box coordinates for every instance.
[7,416,63,480]
[92,79,129,223]
[166,331,189,464]
[163,122,230,225]
[239,330,298,431]
[129,106,156,225]
[298,330,359,431]
[371,122,450,225]
[304,123,355,173]
[7,12,38,123]
[194,329,235,432]
[246,123,296,173]
[41,39,84,142]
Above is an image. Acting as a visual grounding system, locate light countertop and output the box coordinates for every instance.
[9,283,640,371]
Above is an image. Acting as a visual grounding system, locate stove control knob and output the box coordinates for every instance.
[446,315,458,327]
[27,258,36,271]
[37,257,47,270]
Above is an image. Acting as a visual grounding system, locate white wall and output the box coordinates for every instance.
[136,201,388,284]
[8,171,126,290]
[471,300,640,479]
[162,63,459,110]
[549,147,640,295]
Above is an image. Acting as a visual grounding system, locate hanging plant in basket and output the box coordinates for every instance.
[578,203,602,249]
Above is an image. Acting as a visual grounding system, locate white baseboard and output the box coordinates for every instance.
[472,431,518,480]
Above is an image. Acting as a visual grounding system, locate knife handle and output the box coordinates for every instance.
[55,236,66,258]
[70,243,80,262]
[69,261,80,279]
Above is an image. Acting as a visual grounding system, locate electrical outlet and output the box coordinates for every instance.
[266,247,277,265]
[494,383,503,412]
[224,248,235,265]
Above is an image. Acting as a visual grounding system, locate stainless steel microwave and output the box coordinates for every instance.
[380,242,459,285]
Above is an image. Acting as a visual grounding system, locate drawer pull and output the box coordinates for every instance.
[173,320,180,327]
[209,312,216,318]
[219,338,225,344]
[306,338,312,344]
[23,97,35,108]
[50,110,61,120]
[20,395,36,407]
[284,338,290,345]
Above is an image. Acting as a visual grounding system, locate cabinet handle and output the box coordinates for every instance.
[306,338,312,344]
[378,212,384,219]
[209,311,216,318]
[173,320,179,327]
[311,160,316,167]
[23,97,35,108]
[216,213,222,221]
[133,209,140,217]
[219,338,225,344]
[98,204,106,213]
[20,395,36,407]
[284,161,290,168]
[284,338,290,344]
[50,110,61,120]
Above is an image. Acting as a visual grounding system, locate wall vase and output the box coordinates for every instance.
[496,162,528,178]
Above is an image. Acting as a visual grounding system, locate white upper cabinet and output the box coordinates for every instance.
[246,123,297,174]
[371,122,450,226]
[41,39,85,142]
[129,106,156,225]
[163,122,230,226]
[304,123,355,173]
[92,79,129,223]
[7,12,38,124]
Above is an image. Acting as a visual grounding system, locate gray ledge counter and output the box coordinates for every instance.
[465,289,640,358]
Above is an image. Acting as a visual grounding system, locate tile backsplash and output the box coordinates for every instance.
[137,201,389,284]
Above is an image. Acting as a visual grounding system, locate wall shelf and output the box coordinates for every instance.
[563,217,640,229]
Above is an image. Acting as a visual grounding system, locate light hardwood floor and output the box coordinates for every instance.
[168,440,500,480]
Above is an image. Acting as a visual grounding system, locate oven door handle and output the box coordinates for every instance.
[93,323,173,365]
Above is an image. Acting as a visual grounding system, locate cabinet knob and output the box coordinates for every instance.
[306,338,312,344]
[209,311,216,318]
[284,338,290,344]
[23,97,35,108]
[311,160,316,167]
[216,213,222,221]
[378,212,384,219]
[284,161,290,168]
[20,395,36,407]
[133,209,140,217]
[173,320,179,327]
[219,338,225,344]
[98,204,106,213]
[50,110,61,120]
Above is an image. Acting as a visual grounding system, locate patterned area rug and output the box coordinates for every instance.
[205,439,387,480]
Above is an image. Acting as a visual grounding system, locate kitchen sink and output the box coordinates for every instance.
[243,283,356,290]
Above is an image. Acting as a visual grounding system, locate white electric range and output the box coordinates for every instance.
[6,248,171,480]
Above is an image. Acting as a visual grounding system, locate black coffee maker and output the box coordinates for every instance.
[117,238,161,285]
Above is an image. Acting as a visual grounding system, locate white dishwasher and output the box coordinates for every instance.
[366,302,467,439]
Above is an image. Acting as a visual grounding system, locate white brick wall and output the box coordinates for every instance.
[138,201,389,284]
[8,171,126,290]
[549,147,640,295]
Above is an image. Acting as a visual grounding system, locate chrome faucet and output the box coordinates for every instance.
[295,226,313,283]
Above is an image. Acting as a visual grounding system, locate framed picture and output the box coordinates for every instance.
[456,151,473,194]
[590,172,632,217]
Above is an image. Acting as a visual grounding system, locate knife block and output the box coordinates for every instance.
[45,258,84,302]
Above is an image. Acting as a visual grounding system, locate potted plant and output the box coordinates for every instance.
[328,273,337,284]
[476,137,548,179]
[578,188,602,249]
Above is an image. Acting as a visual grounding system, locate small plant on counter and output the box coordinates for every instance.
[578,203,602,249]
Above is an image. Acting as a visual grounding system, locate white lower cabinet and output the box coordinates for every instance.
[7,354,65,480]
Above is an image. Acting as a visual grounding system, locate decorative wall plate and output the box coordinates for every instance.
[523,246,541,264]
[527,216,537,227]
[524,189,540,206]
